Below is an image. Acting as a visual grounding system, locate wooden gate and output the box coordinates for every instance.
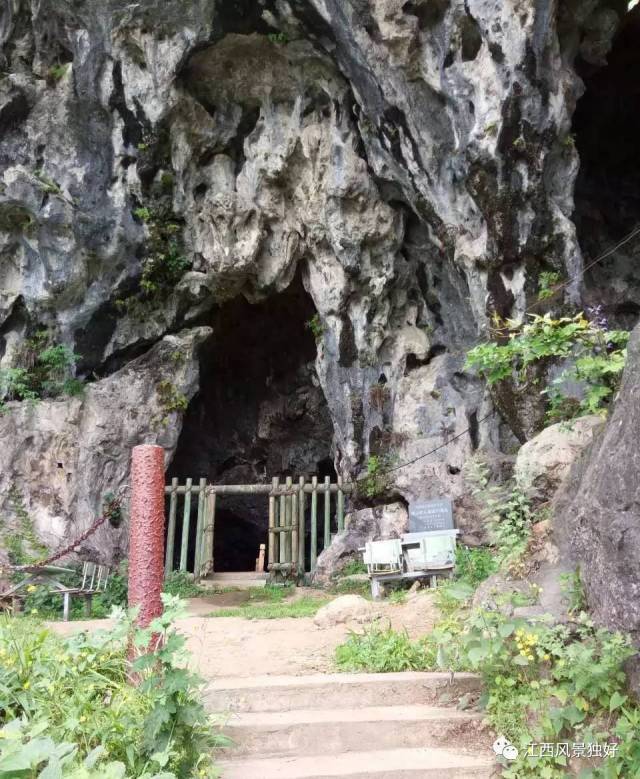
[164,477,351,581]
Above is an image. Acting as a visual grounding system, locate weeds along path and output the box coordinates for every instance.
[50,587,441,679]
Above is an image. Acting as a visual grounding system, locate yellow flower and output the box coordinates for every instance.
[79,715,86,723]
[543,654,551,661]
[23,681,30,690]
[27,585,37,593]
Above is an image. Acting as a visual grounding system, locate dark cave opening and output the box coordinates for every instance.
[167,273,335,573]
[572,5,640,328]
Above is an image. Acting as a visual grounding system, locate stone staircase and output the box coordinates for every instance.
[206,672,495,779]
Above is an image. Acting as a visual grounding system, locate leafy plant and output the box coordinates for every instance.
[118,206,190,315]
[465,313,629,423]
[538,271,562,301]
[305,314,324,341]
[336,625,431,673]
[430,609,637,778]
[0,331,83,409]
[359,454,393,499]
[267,31,289,44]
[162,570,203,598]
[2,487,48,565]
[46,63,70,84]
[155,380,188,427]
[560,567,587,615]
[0,598,226,777]
[464,457,534,572]
[340,559,368,577]
[453,545,498,587]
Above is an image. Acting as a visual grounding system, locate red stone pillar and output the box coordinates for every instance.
[128,444,165,628]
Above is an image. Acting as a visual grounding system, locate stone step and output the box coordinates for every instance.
[218,747,495,779]
[200,572,268,590]
[223,704,487,757]
[205,671,482,713]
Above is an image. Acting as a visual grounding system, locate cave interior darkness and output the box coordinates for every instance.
[572,3,640,329]
[167,273,336,573]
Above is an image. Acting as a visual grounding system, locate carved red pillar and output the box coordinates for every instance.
[128,444,165,628]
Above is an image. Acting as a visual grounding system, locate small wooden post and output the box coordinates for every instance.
[310,476,318,573]
[256,543,266,573]
[337,475,345,533]
[323,475,331,550]
[165,477,178,576]
[202,489,216,577]
[180,477,192,572]
[194,478,206,578]
[268,477,278,571]
[298,476,306,575]
[279,478,287,565]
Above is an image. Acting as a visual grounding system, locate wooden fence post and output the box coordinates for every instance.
[268,477,278,572]
[201,488,216,577]
[337,475,345,533]
[310,476,318,573]
[164,477,178,576]
[298,476,306,575]
[323,475,331,551]
[194,477,206,578]
[179,477,192,572]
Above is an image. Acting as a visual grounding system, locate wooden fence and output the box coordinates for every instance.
[164,477,351,580]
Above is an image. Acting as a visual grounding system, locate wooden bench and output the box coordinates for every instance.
[51,562,110,621]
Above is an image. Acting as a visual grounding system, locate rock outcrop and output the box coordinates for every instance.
[555,323,640,644]
[515,415,603,503]
[314,502,408,583]
[0,328,209,563]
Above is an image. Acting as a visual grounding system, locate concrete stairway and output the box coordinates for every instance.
[207,672,495,779]
[200,572,268,590]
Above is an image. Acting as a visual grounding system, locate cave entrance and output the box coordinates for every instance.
[167,272,337,574]
[572,4,640,328]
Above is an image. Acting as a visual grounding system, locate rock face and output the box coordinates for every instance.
[314,501,408,583]
[555,324,640,644]
[0,328,209,563]
[515,415,603,502]
[0,0,637,560]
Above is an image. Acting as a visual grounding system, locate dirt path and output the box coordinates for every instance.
[50,590,440,679]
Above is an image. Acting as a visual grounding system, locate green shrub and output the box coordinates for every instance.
[454,546,498,587]
[305,314,324,341]
[336,625,432,672]
[340,559,368,577]
[465,312,629,422]
[359,454,393,498]
[431,608,637,778]
[0,331,83,409]
[119,207,190,316]
[0,596,226,777]
[162,570,203,598]
[464,457,534,572]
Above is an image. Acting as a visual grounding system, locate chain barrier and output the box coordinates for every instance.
[2,495,123,575]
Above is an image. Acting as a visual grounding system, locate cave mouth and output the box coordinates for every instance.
[167,272,335,573]
[572,5,640,329]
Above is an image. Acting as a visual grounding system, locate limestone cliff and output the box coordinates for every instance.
[0,0,637,561]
